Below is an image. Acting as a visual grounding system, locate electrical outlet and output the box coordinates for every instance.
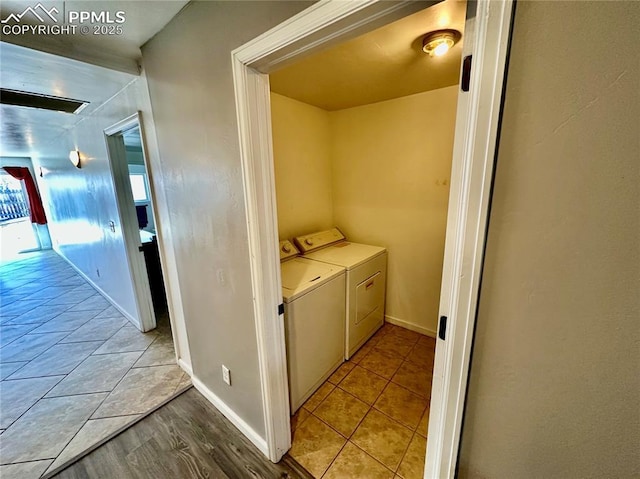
[222,365,231,386]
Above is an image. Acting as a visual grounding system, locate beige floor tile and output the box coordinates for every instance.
[386,327,422,344]
[289,415,345,478]
[92,325,157,355]
[391,361,433,398]
[91,364,183,418]
[0,362,27,380]
[351,409,413,471]
[0,376,64,428]
[45,351,143,397]
[339,366,387,405]
[314,388,369,438]
[374,382,428,431]
[174,371,192,393]
[323,442,393,479]
[417,334,436,348]
[291,407,311,432]
[58,315,128,343]
[375,334,416,358]
[0,331,68,363]
[46,415,140,473]
[397,434,427,479]
[7,341,103,380]
[416,408,430,438]
[0,393,107,464]
[133,336,176,368]
[350,341,375,364]
[302,382,335,412]
[0,459,52,479]
[359,347,404,379]
[405,341,436,370]
[327,361,354,385]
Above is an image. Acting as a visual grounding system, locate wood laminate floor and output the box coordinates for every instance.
[53,387,313,479]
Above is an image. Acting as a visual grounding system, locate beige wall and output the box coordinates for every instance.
[331,87,458,335]
[141,1,311,438]
[459,1,640,477]
[271,88,457,335]
[270,93,334,240]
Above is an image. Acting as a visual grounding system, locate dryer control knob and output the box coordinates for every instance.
[282,244,291,253]
[305,239,313,246]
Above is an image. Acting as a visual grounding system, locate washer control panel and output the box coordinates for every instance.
[294,228,345,254]
[279,240,300,261]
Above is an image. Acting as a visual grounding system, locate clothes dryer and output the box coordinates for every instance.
[294,229,387,360]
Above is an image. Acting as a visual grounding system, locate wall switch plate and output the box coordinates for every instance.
[222,365,231,386]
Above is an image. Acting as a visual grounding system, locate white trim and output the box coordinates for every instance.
[191,375,269,457]
[135,108,192,371]
[104,113,155,332]
[232,0,514,473]
[178,358,193,378]
[425,1,514,478]
[232,57,291,462]
[385,315,437,338]
[53,246,138,326]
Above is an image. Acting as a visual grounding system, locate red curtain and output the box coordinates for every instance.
[3,167,47,225]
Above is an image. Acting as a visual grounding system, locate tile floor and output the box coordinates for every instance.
[0,250,191,478]
[289,323,435,479]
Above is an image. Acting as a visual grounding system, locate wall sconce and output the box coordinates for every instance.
[69,149,81,168]
[422,29,461,57]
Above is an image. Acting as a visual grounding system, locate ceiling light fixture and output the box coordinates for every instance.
[69,149,81,168]
[422,29,461,57]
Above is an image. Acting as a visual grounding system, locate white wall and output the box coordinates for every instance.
[331,87,458,335]
[141,0,312,440]
[34,79,151,327]
[270,93,333,240]
[458,1,640,477]
[34,72,192,367]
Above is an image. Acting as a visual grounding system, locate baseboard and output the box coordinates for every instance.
[55,248,138,326]
[191,375,269,457]
[385,314,437,338]
[178,358,193,377]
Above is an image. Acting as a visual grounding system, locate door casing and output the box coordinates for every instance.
[231,1,514,476]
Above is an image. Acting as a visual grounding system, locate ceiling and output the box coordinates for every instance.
[270,0,466,111]
[0,1,187,158]
[0,1,189,73]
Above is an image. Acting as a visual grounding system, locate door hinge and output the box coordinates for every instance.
[461,55,472,92]
[438,315,448,340]
[278,303,284,316]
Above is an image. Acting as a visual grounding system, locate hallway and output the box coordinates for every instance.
[0,251,190,478]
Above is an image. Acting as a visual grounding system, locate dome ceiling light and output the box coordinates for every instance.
[422,29,462,57]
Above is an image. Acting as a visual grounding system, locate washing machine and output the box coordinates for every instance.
[279,240,345,413]
[294,228,387,360]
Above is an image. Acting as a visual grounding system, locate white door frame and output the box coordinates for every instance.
[231,0,514,475]
[104,113,156,333]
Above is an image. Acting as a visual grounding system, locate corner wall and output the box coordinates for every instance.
[270,93,333,240]
[458,1,640,477]
[331,87,458,335]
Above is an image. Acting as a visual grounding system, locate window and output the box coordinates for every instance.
[129,174,148,202]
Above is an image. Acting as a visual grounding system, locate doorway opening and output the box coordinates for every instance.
[0,171,40,259]
[232,0,513,476]
[269,1,465,475]
[104,114,169,333]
